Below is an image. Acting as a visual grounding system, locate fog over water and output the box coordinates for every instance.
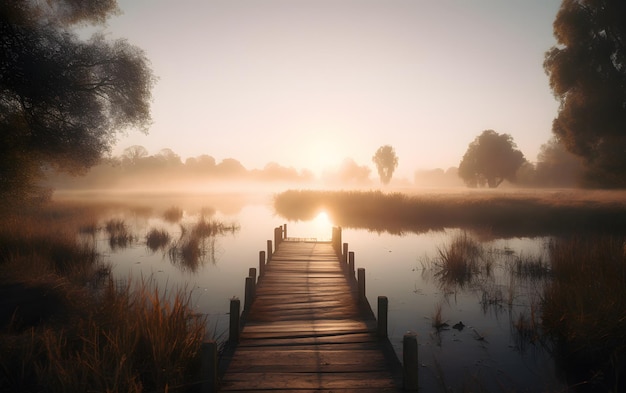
[53,186,626,392]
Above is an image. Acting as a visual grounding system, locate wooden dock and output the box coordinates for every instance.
[217,227,408,392]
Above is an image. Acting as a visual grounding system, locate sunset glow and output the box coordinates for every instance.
[93,0,562,179]
[313,210,332,229]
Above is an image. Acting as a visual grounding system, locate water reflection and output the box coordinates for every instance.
[104,218,136,250]
[166,220,235,271]
[52,190,626,392]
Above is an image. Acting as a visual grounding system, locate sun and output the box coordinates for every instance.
[313,211,332,228]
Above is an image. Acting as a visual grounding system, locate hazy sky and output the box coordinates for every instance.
[98,0,562,179]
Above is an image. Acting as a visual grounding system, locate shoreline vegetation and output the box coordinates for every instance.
[425,230,625,391]
[274,189,626,237]
[1,188,625,391]
[0,203,209,392]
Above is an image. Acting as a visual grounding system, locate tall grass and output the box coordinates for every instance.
[434,232,484,288]
[105,218,135,249]
[540,235,626,389]
[0,204,209,392]
[168,218,240,271]
[146,228,171,251]
[274,189,626,237]
[163,206,184,223]
[1,277,207,392]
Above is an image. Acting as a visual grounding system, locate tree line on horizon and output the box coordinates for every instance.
[45,134,585,190]
[2,0,626,206]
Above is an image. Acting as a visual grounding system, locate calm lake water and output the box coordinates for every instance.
[64,191,565,392]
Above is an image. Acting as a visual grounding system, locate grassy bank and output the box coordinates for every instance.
[427,231,625,391]
[541,235,626,390]
[0,204,208,392]
[274,189,626,237]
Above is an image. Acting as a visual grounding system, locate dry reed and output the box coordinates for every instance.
[0,204,208,392]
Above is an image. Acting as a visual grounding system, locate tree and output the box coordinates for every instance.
[0,1,155,203]
[535,137,584,187]
[544,0,626,187]
[458,130,526,188]
[121,145,149,166]
[372,145,398,185]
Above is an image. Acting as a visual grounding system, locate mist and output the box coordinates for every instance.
[43,143,588,195]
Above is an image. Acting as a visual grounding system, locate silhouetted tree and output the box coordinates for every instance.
[336,158,372,185]
[414,167,463,187]
[156,148,182,166]
[216,158,246,177]
[121,145,149,166]
[372,145,398,185]
[458,130,526,188]
[535,137,584,187]
[0,1,154,203]
[544,0,626,186]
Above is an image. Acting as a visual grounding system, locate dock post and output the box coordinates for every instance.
[274,227,282,248]
[342,243,348,266]
[200,340,217,393]
[267,240,273,262]
[348,251,355,279]
[332,227,342,255]
[357,268,366,302]
[259,251,266,277]
[248,267,257,301]
[377,296,388,338]
[229,298,240,343]
[283,223,287,239]
[244,276,254,310]
[403,331,419,391]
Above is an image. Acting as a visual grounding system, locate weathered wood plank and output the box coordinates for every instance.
[221,371,399,390]
[219,239,402,392]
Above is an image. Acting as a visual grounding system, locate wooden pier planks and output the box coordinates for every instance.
[219,241,403,392]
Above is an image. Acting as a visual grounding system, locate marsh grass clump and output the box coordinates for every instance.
[0,277,207,393]
[104,218,135,249]
[0,204,208,392]
[163,206,183,223]
[512,253,551,280]
[434,231,483,287]
[145,228,171,251]
[541,235,626,390]
[274,189,626,237]
[0,213,100,280]
[168,218,239,271]
[431,302,449,330]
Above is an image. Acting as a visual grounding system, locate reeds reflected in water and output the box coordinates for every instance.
[145,228,171,251]
[167,218,240,271]
[104,218,135,250]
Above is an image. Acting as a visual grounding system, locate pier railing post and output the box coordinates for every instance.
[403,331,419,391]
[248,267,257,301]
[377,296,388,339]
[259,251,266,277]
[332,226,342,256]
[348,251,355,280]
[342,242,348,267]
[283,223,287,239]
[267,240,273,262]
[274,226,282,248]
[244,276,254,310]
[200,340,217,393]
[357,268,366,303]
[229,297,240,343]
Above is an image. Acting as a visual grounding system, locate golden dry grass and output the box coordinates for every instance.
[274,189,626,237]
[0,204,208,392]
